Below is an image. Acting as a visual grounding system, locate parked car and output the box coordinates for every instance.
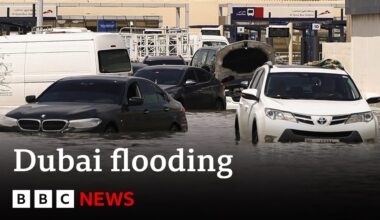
[143,56,186,66]
[189,41,275,109]
[132,62,148,73]
[134,65,226,110]
[0,32,132,115]
[0,76,187,133]
[235,63,380,144]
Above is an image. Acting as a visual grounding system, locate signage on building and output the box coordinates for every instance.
[237,26,245,34]
[97,20,117,32]
[312,23,322,30]
[0,6,57,18]
[231,7,264,20]
[264,7,343,19]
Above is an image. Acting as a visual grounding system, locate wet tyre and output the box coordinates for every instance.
[170,123,181,132]
[252,121,259,145]
[104,125,118,133]
[235,115,240,141]
[215,99,225,111]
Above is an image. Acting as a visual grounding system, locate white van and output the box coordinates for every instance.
[0,32,132,114]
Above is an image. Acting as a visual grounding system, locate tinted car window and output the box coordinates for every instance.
[185,70,198,83]
[154,85,168,103]
[139,80,167,104]
[126,82,142,100]
[205,50,216,70]
[38,80,125,104]
[191,49,208,68]
[265,73,361,101]
[98,49,131,73]
[195,69,212,82]
[135,68,185,85]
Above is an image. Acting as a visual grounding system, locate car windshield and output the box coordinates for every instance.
[144,59,185,66]
[265,72,361,101]
[135,69,184,85]
[38,80,125,104]
[202,41,227,47]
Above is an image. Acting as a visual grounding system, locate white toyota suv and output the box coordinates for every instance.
[235,63,380,144]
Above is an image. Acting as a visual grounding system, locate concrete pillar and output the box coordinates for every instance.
[36,0,43,27]
[176,7,180,28]
[185,4,189,28]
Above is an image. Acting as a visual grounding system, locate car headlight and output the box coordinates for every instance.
[68,118,102,129]
[346,112,374,124]
[265,108,297,123]
[0,115,17,127]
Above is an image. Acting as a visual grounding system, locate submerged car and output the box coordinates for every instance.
[190,41,275,109]
[135,65,226,110]
[236,63,380,144]
[0,76,187,133]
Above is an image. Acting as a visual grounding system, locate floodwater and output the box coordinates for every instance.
[1,110,380,218]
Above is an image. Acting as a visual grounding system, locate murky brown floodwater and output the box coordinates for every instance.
[1,110,380,218]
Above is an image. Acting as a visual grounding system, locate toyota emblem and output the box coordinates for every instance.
[317,117,327,125]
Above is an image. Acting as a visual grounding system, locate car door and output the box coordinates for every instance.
[239,68,265,130]
[194,68,215,109]
[153,84,174,130]
[137,79,171,130]
[120,80,147,131]
[182,68,203,109]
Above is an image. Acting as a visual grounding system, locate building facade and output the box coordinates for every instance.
[0,0,344,33]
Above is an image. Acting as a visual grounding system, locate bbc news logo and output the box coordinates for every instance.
[12,190,135,208]
[13,190,74,208]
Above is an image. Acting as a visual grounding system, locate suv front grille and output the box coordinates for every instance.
[18,119,40,131]
[294,113,350,126]
[330,115,350,125]
[42,120,68,132]
[294,114,313,125]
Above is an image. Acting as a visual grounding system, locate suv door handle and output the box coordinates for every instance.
[164,107,170,112]
[143,109,150,114]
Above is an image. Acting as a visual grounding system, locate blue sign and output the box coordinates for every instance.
[97,20,117,32]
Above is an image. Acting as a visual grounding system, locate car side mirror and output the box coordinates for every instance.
[241,89,259,101]
[128,97,144,106]
[25,95,36,103]
[185,80,197,86]
[241,81,249,89]
[367,96,380,104]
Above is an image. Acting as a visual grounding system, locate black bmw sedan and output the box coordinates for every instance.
[0,76,187,133]
[134,65,226,110]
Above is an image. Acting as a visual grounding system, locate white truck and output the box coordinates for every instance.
[120,28,229,63]
[0,31,132,115]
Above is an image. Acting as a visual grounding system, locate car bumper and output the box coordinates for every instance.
[260,118,378,144]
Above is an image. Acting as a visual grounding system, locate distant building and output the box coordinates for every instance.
[323,0,380,94]
[0,0,344,34]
